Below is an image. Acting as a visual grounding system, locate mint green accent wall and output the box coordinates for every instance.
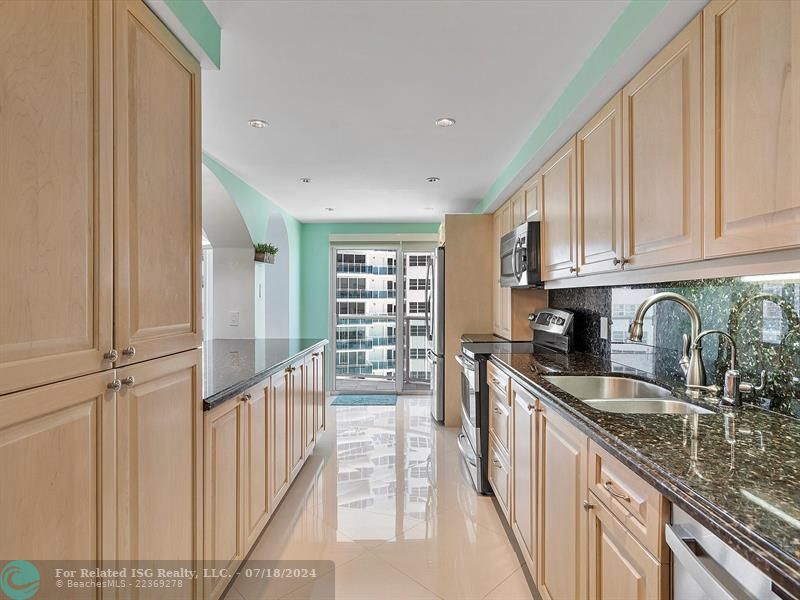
[164,0,221,68]
[299,223,440,340]
[473,0,667,214]
[202,153,302,337]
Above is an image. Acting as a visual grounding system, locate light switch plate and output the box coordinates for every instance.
[600,317,609,340]
[229,311,240,326]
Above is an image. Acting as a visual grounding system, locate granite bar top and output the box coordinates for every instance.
[203,338,328,410]
[490,350,800,596]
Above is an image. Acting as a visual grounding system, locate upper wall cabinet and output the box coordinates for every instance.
[114,0,202,366]
[0,0,114,395]
[523,174,541,221]
[702,0,800,257]
[621,15,703,270]
[541,137,578,280]
[510,189,527,229]
[577,92,624,276]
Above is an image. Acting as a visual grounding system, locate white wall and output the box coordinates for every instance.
[212,247,256,339]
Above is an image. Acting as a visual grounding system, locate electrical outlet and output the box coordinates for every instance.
[600,317,609,340]
[229,311,240,326]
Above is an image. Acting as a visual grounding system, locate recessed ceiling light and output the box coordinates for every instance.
[435,117,456,128]
[300,178,312,184]
[248,119,268,128]
[424,207,434,211]
[324,207,334,212]
[426,177,440,183]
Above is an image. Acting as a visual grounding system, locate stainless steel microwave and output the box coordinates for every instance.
[499,221,543,288]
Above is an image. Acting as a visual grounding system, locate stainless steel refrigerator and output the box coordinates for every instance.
[426,246,445,422]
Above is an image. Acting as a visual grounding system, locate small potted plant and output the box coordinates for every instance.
[254,242,278,264]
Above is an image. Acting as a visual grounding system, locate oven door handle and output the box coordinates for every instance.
[457,433,478,467]
[454,353,475,371]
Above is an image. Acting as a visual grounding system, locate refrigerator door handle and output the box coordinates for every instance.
[424,259,432,341]
[426,348,437,364]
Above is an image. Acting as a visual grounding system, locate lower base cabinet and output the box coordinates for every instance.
[203,345,326,600]
[511,382,538,580]
[588,495,666,600]
[538,402,588,600]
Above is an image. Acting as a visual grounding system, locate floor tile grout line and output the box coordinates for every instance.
[364,547,447,600]
[479,566,523,600]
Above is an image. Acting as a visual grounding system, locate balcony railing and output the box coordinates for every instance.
[336,264,397,275]
[335,289,397,299]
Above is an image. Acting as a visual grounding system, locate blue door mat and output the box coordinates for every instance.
[331,395,398,406]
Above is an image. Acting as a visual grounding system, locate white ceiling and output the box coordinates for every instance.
[200,0,703,223]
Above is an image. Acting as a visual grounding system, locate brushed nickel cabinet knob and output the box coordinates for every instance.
[104,349,119,362]
[107,379,122,392]
[121,376,135,387]
[122,346,136,357]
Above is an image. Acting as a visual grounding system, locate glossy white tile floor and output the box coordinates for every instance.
[227,396,534,600]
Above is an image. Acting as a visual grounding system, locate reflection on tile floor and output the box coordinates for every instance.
[230,396,531,600]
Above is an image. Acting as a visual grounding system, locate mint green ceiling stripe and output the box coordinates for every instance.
[473,0,667,214]
[164,0,221,68]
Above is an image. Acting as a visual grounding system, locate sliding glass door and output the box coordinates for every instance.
[331,245,434,394]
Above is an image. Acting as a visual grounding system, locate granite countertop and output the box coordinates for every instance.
[202,338,328,410]
[490,350,800,596]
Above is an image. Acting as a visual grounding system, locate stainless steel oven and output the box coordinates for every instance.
[455,350,491,494]
[500,221,543,288]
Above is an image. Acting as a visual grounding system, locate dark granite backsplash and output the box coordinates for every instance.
[549,275,800,417]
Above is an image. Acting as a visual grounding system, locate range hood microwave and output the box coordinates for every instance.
[499,221,543,288]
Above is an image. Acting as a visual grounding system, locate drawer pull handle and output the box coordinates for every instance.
[583,500,595,511]
[493,407,503,415]
[492,458,502,468]
[604,480,631,502]
[491,378,501,385]
[526,403,536,412]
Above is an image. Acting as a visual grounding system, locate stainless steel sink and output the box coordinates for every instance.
[583,398,713,415]
[542,375,712,415]
[543,375,674,399]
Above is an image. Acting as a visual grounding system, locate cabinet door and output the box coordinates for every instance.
[577,92,624,276]
[290,360,305,479]
[0,0,113,395]
[303,354,316,455]
[511,189,527,228]
[243,380,270,549]
[523,174,541,220]
[703,0,800,257]
[488,437,512,522]
[512,383,538,580]
[204,395,245,600]
[541,137,578,280]
[116,351,202,579]
[588,496,665,600]
[0,371,116,561]
[538,403,588,600]
[622,15,703,270]
[314,349,326,435]
[270,369,290,507]
[113,0,201,366]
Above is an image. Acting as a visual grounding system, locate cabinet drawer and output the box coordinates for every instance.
[487,361,510,400]
[489,437,511,521]
[589,440,668,559]
[489,386,511,454]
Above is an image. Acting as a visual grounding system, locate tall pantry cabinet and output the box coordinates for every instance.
[0,0,202,585]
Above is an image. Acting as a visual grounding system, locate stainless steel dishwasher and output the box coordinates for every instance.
[667,506,795,600]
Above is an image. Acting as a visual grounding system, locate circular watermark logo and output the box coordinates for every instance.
[0,561,40,600]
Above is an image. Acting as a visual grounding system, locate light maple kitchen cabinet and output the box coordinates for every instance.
[313,349,326,435]
[489,435,512,521]
[510,188,527,228]
[523,173,541,220]
[113,0,202,366]
[304,354,317,455]
[541,137,578,280]
[537,401,588,600]
[289,359,306,479]
[270,369,291,508]
[493,202,513,339]
[116,351,202,573]
[0,371,116,561]
[587,495,666,600]
[702,0,800,257]
[204,392,246,600]
[621,15,703,270]
[0,0,114,395]
[243,381,270,549]
[577,92,624,276]
[511,381,538,580]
